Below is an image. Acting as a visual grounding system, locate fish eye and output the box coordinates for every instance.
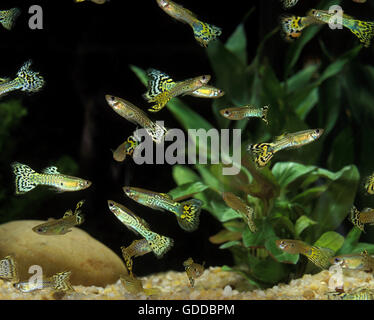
[315,129,320,134]
[60,182,64,186]
[334,258,341,263]
[224,110,230,116]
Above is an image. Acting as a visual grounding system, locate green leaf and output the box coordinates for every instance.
[314,231,344,253]
[327,126,354,172]
[272,162,316,190]
[209,229,242,244]
[295,216,317,238]
[167,181,208,200]
[284,64,319,94]
[243,219,276,247]
[195,164,222,192]
[350,242,374,255]
[210,200,242,222]
[338,227,362,255]
[225,23,247,65]
[219,241,241,249]
[251,257,290,284]
[221,265,261,288]
[265,236,299,264]
[172,165,200,186]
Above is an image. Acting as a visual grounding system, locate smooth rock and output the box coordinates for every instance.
[0,220,127,287]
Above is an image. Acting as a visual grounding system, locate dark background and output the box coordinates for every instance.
[1,0,373,276]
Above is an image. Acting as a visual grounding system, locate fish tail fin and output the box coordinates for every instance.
[147,92,170,112]
[350,206,365,232]
[51,271,74,292]
[74,200,85,225]
[191,20,222,47]
[0,256,19,283]
[350,20,374,47]
[261,105,269,125]
[280,0,299,9]
[279,14,304,42]
[247,143,275,167]
[148,234,174,258]
[11,162,38,194]
[364,173,374,195]
[120,246,134,275]
[0,8,21,30]
[16,60,45,93]
[177,199,203,232]
[143,68,175,102]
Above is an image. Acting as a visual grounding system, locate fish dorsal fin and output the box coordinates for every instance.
[63,210,73,218]
[274,133,287,142]
[160,193,172,199]
[42,166,60,175]
[143,69,176,100]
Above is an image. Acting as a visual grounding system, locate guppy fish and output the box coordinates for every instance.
[156,0,222,47]
[331,250,374,272]
[105,95,167,144]
[222,192,257,233]
[14,271,74,293]
[190,85,225,99]
[276,239,334,269]
[307,9,374,47]
[279,14,318,42]
[11,162,92,195]
[219,105,269,124]
[248,129,323,167]
[183,257,205,288]
[328,287,374,300]
[350,206,374,232]
[0,8,20,30]
[74,0,108,4]
[364,173,374,195]
[32,200,85,235]
[111,135,140,162]
[143,68,211,112]
[0,60,45,98]
[108,200,174,258]
[121,239,152,276]
[120,274,161,296]
[123,186,203,232]
[0,256,19,283]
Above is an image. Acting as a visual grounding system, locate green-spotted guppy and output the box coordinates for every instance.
[155,0,222,47]
[105,95,167,144]
[111,135,140,162]
[350,206,374,232]
[121,239,152,276]
[0,8,20,30]
[0,60,45,98]
[11,162,92,194]
[143,68,211,112]
[108,200,174,258]
[123,186,203,232]
[183,257,205,288]
[276,239,334,269]
[248,129,324,167]
[32,200,85,235]
[14,271,74,293]
[307,9,374,47]
[219,105,269,124]
[330,250,374,272]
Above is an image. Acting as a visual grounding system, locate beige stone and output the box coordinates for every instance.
[0,220,127,287]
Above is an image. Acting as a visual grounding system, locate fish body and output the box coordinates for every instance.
[350,206,374,232]
[330,253,368,271]
[112,135,139,162]
[14,271,74,293]
[222,192,257,233]
[220,105,269,124]
[0,60,45,98]
[308,9,374,47]
[279,15,319,42]
[190,85,224,99]
[0,256,18,283]
[329,287,374,300]
[11,162,91,194]
[32,200,85,235]
[121,239,152,275]
[276,239,334,269]
[248,129,323,167]
[120,274,161,296]
[123,186,203,232]
[156,0,222,47]
[108,200,174,258]
[105,95,167,143]
[0,8,20,30]
[143,68,211,112]
[183,258,205,288]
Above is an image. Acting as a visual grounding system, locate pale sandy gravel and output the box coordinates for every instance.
[1,266,373,300]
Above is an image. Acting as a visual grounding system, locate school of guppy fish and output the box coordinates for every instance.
[0,0,373,300]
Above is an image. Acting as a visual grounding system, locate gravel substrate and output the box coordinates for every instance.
[1,266,373,300]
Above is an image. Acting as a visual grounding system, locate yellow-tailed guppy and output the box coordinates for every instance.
[0,60,45,98]
[121,239,152,275]
[222,192,257,233]
[111,135,140,162]
[32,200,85,235]
[219,105,269,124]
[0,8,20,30]
[11,162,92,194]
[120,274,161,296]
[328,287,374,300]
[123,186,203,232]
[279,14,319,42]
[108,200,174,258]
[14,271,74,293]
[307,9,374,47]
[155,0,222,47]
[0,256,19,283]
[350,206,374,232]
[364,173,374,195]
[183,257,205,288]
[105,95,167,143]
[276,239,334,269]
[248,129,324,167]
[331,250,374,272]
[143,68,211,112]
